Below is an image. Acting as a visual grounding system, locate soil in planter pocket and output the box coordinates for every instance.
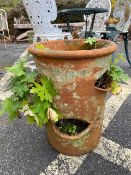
[95,71,112,89]
[81,42,110,50]
[55,119,89,136]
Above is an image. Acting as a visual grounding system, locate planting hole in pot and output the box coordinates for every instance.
[55,119,89,136]
[95,71,112,90]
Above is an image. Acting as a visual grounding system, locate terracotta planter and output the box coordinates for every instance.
[28,39,117,156]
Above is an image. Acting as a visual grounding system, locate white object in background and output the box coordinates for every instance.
[113,0,131,32]
[22,0,72,42]
[0,9,10,49]
[83,0,111,33]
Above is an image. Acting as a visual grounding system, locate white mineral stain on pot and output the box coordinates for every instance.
[73,92,81,100]
[55,95,61,100]
[65,112,74,118]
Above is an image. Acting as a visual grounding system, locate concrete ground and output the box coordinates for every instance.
[0,42,131,175]
[0,44,28,78]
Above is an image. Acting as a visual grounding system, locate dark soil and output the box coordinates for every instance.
[95,71,112,89]
[80,42,110,50]
[55,119,89,136]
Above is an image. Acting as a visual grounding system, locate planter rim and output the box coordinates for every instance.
[28,39,117,59]
[49,120,94,140]
[94,85,111,92]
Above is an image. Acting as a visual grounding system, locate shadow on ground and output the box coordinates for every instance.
[0,116,58,175]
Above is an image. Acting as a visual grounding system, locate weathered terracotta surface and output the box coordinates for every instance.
[46,120,102,156]
[28,39,117,155]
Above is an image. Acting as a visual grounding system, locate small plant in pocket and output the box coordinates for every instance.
[95,53,129,94]
[55,119,89,136]
[59,123,77,135]
[85,37,97,49]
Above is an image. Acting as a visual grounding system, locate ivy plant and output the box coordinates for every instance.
[108,53,129,94]
[95,53,129,95]
[0,52,59,127]
[35,44,45,49]
[59,123,77,135]
[85,37,97,49]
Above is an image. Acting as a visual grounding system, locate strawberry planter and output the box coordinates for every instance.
[28,39,117,156]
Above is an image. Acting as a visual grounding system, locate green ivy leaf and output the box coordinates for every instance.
[0,98,22,122]
[60,123,77,135]
[122,74,129,81]
[30,79,55,102]
[109,64,129,83]
[27,116,35,124]
[12,81,29,98]
[30,100,50,125]
[117,53,126,63]
[35,44,45,49]
[21,71,38,83]
[111,81,122,95]
[6,59,26,77]
[113,53,126,65]
[31,101,50,117]
[1,55,59,128]
[85,37,97,46]
[41,77,57,97]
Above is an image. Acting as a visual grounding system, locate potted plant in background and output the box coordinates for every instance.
[0,38,128,156]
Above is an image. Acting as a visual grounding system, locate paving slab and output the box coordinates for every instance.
[0,116,58,175]
[76,152,131,175]
[103,95,131,149]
